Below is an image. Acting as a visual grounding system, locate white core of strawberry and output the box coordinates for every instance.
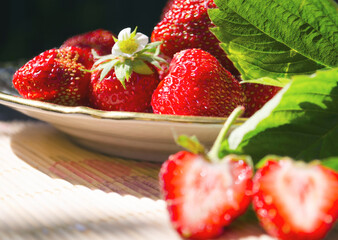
[265,160,329,231]
[181,156,234,225]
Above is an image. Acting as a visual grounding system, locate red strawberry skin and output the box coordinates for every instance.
[160,0,175,20]
[89,65,160,112]
[156,54,172,81]
[242,83,281,117]
[151,48,244,117]
[160,151,253,239]
[151,0,238,75]
[61,29,115,56]
[252,158,338,240]
[13,47,93,106]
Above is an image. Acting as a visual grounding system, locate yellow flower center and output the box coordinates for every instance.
[118,38,139,54]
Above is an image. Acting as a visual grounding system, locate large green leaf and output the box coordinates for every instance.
[226,68,338,162]
[209,0,337,80]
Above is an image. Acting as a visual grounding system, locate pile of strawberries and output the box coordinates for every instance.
[11,1,338,240]
[12,0,280,118]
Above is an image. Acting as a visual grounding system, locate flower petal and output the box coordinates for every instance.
[111,45,123,56]
[134,33,149,53]
[118,28,131,41]
[113,47,134,57]
[135,33,149,46]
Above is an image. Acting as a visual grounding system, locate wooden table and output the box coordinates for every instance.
[0,121,337,240]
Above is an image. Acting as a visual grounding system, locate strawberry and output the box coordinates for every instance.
[88,27,165,112]
[252,156,338,240]
[151,0,238,76]
[156,54,171,80]
[61,29,116,56]
[160,107,253,239]
[159,0,175,20]
[242,83,281,117]
[12,46,93,106]
[89,64,159,112]
[151,48,244,117]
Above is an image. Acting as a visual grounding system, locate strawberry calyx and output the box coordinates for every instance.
[91,27,166,88]
[175,135,206,155]
[176,106,252,164]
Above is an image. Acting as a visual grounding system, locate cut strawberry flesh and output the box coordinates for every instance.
[253,159,338,240]
[268,164,328,227]
[181,156,233,224]
[160,151,253,239]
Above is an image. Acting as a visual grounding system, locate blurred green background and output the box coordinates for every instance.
[0,0,167,63]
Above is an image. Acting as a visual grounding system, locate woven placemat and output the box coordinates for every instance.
[0,121,336,240]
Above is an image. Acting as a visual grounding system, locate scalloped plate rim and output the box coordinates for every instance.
[0,91,247,124]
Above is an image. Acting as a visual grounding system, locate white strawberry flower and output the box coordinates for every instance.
[112,27,149,57]
[91,27,166,88]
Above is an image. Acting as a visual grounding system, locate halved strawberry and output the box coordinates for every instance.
[252,156,338,240]
[159,107,253,239]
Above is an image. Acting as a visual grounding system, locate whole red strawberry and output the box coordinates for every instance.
[252,156,338,240]
[89,27,165,112]
[151,0,238,75]
[242,83,281,117]
[160,107,253,239]
[151,48,244,117]
[13,46,93,106]
[90,64,159,112]
[61,29,115,56]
